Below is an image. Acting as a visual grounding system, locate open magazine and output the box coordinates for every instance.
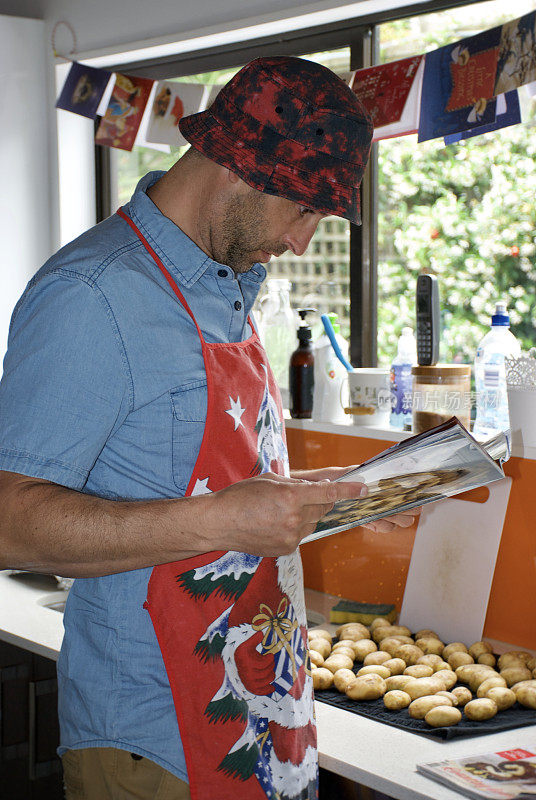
[417,745,536,799]
[301,417,509,544]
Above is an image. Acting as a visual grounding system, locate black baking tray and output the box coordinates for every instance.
[315,663,536,740]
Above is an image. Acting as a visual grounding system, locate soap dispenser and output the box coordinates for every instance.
[289,308,315,419]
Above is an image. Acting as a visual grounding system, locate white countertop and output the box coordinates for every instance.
[1,571,535,799]
[285,417,536,459]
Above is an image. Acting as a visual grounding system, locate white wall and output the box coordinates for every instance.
[0,15,51,363]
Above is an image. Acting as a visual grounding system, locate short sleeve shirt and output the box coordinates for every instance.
[0,172,266,779]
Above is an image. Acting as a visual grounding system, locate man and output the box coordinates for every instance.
[0,56,417,799]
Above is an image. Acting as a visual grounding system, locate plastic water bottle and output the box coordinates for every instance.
[257,279,296,408]
[312,313,349,424]
[390,327,417,429]
[473,301,521,441]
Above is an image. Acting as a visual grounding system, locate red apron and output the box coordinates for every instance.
[117,209,318,800]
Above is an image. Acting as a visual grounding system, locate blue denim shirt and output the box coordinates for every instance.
[0,172,266,779]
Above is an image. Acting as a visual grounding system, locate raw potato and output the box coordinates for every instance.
[404,665,433,679]
[455,665,495,691]
[477,654,496,667]
[415,637,444,656]
[527,657,536,671]
[414,629,441,640]
[385,675,414,692]
[432,661,452,672]
[434,670,458,690]
[378,637,406,657]
[443,642,469,660]
[436,691,459,706]
[485,687,516,710]
[500,666,532,687]
[313,668,334,690]
[333,639,358,651]
[324,654,354,674]
[333,668,357,693]
[418,654,444,668]
[498,651,531,670]
[332,646,356,661]
[464,698,498,721]
[452,686,473,706]
[383,658,406,675]
[370,617,391,631]
[476,675,507,697]
[309,629,332,643]
[357,665,390,679]
[372,625,411,643]
[468,641,493,660]
[448,652,474,669]
[384,690,411,710]
[353,640,378,661]
[409,695,452,719]
[425,706,462,727]
[514,685,536,709]
[363,650,391,666]
[395,645,424,666]
[308,638,331,659]
[404,677,445,700]
[309,650,324,667]
[346,674,386,701]
[337,623,370,641]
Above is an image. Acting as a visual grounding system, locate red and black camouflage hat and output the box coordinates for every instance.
[179,55,374,224]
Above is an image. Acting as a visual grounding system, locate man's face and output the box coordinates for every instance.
[216,185,327,274]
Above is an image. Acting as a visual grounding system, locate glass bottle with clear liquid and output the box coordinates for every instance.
[473,301,521,440]
[257,279,296,408]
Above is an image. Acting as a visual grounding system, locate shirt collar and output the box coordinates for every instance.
[125,171,266,291]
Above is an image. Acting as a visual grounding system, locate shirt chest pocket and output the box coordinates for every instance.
[170,380,207,494]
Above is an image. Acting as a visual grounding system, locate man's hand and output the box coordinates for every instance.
[204,472,368,557]
[290,465,422,533]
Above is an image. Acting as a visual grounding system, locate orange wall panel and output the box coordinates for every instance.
[286,427,536,651]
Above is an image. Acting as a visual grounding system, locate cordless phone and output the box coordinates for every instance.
[416,274,440,366]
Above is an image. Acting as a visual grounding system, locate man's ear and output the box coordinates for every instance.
[226,168,241,185]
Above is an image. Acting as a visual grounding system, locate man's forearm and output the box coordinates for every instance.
[0,469,369,578]
[0,472,210,577]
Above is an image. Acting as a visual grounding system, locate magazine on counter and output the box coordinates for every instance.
[301,417,508,544]
[416,745,536,799]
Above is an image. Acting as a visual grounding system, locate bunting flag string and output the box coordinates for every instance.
[54,8,536,154]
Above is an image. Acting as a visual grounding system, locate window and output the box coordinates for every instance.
[101,0,536,367]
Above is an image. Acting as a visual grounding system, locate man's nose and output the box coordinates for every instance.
[282,226,316,257]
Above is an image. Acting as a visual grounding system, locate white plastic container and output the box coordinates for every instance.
[473,301,521,441]
[390,327,417,429]
[312,313,349,424]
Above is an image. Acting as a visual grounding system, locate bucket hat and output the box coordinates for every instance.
[179,55,373,224]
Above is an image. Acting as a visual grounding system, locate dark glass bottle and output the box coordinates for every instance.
[289,308,315,419]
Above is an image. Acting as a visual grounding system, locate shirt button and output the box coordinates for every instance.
[234,300,242,311]
[218,269,227,277]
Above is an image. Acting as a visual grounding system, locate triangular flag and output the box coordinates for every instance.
[444,89,521,144]
[56,61,112,120]
[351,55,423,138]
[95,73,154,152]
[145,81,207,146]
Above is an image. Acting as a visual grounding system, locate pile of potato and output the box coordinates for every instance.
[308,619,536,729]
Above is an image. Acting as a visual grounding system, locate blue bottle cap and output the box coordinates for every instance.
[491,301,510,326]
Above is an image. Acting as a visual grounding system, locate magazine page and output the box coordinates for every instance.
[417,746,536,800]
[301,418,506,544]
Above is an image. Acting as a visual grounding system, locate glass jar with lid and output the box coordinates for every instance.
[411,364,471,434]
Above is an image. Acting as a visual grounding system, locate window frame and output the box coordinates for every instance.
[96,0,489,366]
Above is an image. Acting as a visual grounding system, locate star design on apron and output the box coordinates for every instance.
[192,477,212,495]
[225,395,246,430]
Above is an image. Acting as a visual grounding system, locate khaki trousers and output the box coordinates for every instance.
[62,747,191,800]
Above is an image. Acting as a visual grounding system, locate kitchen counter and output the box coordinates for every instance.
[1,570,535,800]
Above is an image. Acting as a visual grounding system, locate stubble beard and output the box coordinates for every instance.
[219,192,284,274]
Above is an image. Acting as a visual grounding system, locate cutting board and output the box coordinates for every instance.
[400,478,512,644]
